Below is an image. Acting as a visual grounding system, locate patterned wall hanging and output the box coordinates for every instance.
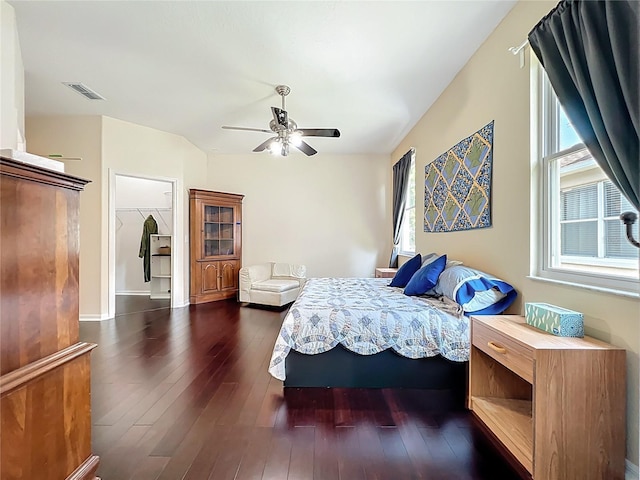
[424,120,494,232]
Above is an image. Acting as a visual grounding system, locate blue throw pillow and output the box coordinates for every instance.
[404,255,447,296]
[388,254,422,288]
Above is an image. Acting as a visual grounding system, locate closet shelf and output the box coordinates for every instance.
[150,234,172,300]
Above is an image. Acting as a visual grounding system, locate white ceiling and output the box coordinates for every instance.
[10,1,516,156]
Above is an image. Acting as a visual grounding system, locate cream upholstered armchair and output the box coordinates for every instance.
[239,262,306,307]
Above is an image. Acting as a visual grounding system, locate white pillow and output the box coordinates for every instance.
[421,252,438,266]
[422,252,462,269]
[460,288,506,312]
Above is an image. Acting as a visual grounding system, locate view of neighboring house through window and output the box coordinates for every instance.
[399,152,416,254]
[537,68,639,292]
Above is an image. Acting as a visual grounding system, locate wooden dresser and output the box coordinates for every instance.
[189,189,244,304]
[0,157,99,479]
[469,314,625,479]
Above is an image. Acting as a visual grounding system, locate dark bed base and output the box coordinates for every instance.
[284,345,467,396]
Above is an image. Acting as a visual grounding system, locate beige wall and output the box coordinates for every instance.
[28,116,383,312]
[207,153,391,278]
[1,0,24,149]
[393,0,639,464]
[26,115,208,317]
[25,120,388,313]
[25,116,104,317]
[102,116,207,311]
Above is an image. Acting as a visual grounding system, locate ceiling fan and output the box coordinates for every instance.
[222,85,340,156]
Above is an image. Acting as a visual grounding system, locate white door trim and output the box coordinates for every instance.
[107,169,182,319]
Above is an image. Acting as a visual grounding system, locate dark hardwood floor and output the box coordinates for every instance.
[80,300,519,480]
[116,294,171,316]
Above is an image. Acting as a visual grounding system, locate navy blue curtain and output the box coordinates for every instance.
[528,0,639,212]
[389,150,413,268]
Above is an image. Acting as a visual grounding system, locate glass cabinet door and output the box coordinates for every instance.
[203,204,236,258]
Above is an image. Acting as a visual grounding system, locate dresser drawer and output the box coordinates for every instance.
[472,318,534,383]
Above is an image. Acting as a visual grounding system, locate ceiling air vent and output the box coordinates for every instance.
[63,82,105,100]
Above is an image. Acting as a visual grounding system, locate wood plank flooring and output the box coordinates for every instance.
[80,300,519,480]
[115,294,170,316]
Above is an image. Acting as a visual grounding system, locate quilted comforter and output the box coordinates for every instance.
[268,277,470,381]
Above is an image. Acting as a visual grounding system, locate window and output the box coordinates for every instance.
[399,152,416,254]
[536,67,639,293]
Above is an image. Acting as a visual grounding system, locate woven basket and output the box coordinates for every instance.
[158,246,171,255]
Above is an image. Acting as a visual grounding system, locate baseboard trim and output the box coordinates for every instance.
[116,291,150,296]
[150,294,171,300]
[79,303,188,320]
[627,459,639,479]
[79,313,110,322]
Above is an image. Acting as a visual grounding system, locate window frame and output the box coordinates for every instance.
[534,63,639,295]
[398,150,416,256]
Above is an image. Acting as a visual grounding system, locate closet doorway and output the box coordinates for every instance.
[113,174,175,316]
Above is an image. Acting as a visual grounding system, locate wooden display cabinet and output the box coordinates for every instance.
[468,315,625,479]
[189,189,243,304]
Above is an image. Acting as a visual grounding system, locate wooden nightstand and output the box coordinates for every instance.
[468,314,625,479]
[375,267,397,278]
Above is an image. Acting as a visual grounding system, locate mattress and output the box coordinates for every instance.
[268,277,470,381]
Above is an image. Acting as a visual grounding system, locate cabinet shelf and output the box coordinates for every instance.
[469,315,625,479]
[150,234,171,301]
[471,396,533,473]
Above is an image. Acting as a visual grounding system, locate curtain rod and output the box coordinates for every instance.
[115,208,172,231]
[508,39,529,68]
[508,39,529,55]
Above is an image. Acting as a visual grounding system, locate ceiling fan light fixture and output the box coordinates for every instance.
[289,133,302,147]
[222,84,340,157]
[268,140,281,155]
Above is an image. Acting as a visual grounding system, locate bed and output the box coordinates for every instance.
[268,277,471,397]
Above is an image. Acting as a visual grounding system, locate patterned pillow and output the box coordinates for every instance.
[389,253,422,288]
[404,255,447,296]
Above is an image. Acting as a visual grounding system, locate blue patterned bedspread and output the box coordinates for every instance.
[268,277,470,381]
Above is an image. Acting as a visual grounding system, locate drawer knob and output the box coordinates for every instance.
[487,341,507,354]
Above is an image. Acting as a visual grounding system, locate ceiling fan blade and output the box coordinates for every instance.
[297,128,341,138]
[222,125,272,134]
[271,107,288,127]
[253,137,277,152]
[295,140,318,156]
